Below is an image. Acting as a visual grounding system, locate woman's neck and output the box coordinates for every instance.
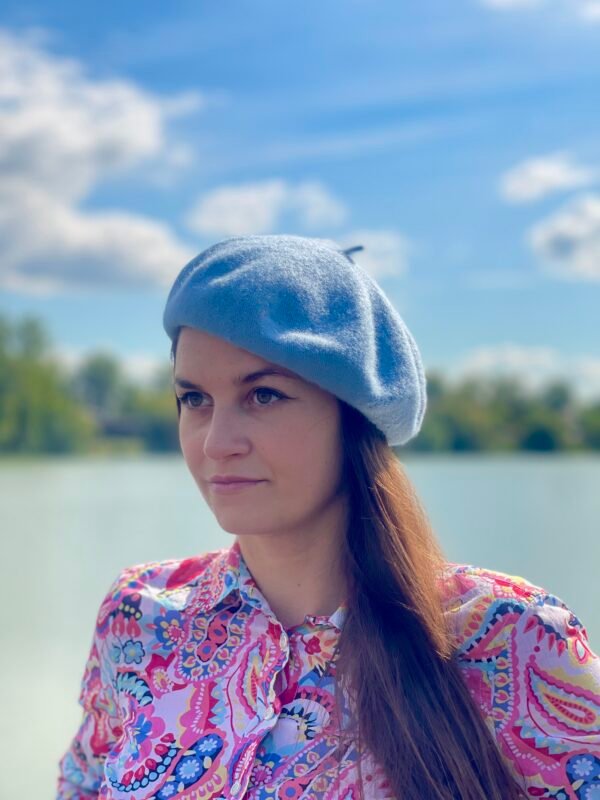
[236,509,348,629]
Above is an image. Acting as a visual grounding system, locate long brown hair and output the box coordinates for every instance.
[170,331,524,799]
[335,398,524,799]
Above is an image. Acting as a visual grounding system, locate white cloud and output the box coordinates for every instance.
[528,193,600,281]
[447,343,600,402]
[500,153,596,204]
[336,229,412,279]
[480,0,600,21]
[185,179,287,236]
[289,182,347,230]
[0,28,200,293]
[0,178,193,293]
[184,178,347,237]
[580,0,600,18]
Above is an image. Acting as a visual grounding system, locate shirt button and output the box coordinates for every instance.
[231,781,242,795]
[280,631,288,648]
[264,705,274,720]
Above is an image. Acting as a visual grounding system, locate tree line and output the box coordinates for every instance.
[0,312,599,455]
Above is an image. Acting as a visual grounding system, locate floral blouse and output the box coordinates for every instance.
[57,539,600,800]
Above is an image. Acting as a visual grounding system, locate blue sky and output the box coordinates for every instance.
[1,0,599,398]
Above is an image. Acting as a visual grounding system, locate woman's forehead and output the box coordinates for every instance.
[178,327,259,362]
[175,327,303,383]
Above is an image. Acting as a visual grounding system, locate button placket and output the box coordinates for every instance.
[256,625,289,723]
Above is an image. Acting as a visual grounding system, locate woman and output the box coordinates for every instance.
[57,234,600,800]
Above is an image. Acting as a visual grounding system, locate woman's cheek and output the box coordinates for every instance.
[179,418,204,469]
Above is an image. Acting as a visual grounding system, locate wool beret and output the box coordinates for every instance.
[162,234,427,446]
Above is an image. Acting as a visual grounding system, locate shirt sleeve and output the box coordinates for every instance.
[488,590,600,797]
[56,570,127,800]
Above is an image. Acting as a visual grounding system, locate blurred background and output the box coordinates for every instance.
[0,1,599,796]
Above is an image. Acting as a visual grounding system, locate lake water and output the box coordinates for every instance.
[1,453,598,798]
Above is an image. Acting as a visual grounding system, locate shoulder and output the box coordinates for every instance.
[439,560,597,670]
[439,562,575,644]
[87,547,234,676]
[440,561,552,608]
[439,562,596,669]
[439,565,600,794]
[94,548,229,628]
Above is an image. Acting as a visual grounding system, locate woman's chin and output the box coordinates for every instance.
[212,512,267,536]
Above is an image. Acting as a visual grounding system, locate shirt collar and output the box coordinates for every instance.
[193,539,347,633]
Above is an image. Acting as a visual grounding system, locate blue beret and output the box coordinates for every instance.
[162,234,427,446]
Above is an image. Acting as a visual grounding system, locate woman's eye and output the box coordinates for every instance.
[179,391,204,408]
[178,387,285,410]
[252,387,284,406]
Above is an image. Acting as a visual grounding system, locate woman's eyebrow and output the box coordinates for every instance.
[173,367,300,391]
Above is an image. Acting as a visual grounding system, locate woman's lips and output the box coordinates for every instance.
[209,480,265,494]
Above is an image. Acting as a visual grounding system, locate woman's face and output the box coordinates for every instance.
[173,326,347,539]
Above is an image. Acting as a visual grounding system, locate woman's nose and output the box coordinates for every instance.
[202,407,251,459]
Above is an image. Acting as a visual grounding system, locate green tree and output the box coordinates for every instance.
[580,402,600,450]
[0,313,12,356]
[14,316,50,360]
[121,385,179,452]
[0,316,95,453]
[516,407,570,451]
[540,381,573,413]
[149,362,175,394]
[424,370,446,403]
[71,353,126,421]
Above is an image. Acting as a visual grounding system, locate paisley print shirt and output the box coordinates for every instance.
[56,539,600,799]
